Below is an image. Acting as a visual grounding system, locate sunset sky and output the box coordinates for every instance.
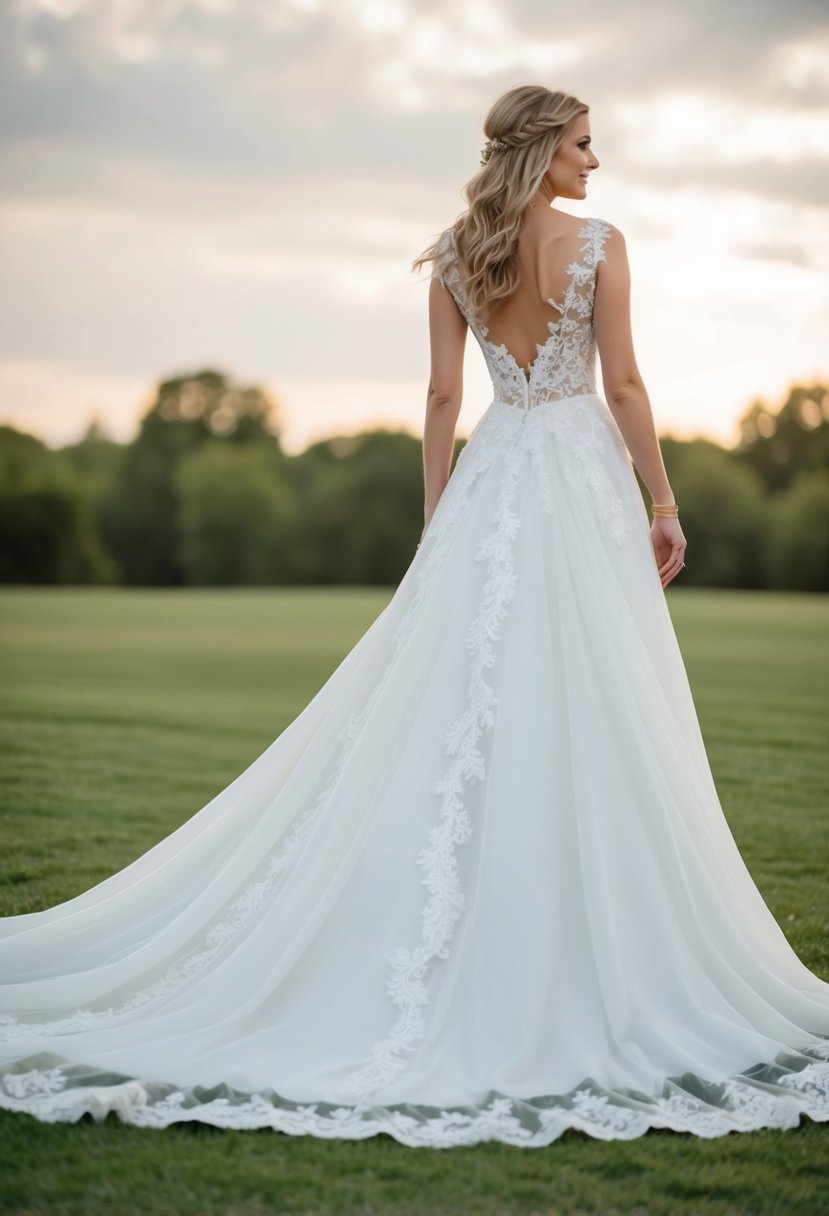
[1,0,828,454]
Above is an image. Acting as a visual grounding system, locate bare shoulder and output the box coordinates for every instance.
[525,209,585,266]
[534,211,621,254]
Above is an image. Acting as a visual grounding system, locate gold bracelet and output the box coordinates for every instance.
[651,502,679,516]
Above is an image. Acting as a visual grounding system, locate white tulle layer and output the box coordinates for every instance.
[2,392,828,1147]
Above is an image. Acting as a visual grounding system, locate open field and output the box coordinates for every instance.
[0,586,827,1216]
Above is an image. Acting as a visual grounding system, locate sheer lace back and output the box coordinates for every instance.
[432,217,611,411]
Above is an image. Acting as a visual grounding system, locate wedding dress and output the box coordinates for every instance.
[2,217,828,1148]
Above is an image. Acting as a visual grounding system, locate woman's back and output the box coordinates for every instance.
[433,214,612,410]
[485,210,593,377]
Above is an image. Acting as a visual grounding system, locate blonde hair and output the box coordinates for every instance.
[413,85,589,325]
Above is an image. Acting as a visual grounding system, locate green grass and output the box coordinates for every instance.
[0,586,827,1216]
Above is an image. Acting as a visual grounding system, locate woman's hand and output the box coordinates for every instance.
[650,516,687,589]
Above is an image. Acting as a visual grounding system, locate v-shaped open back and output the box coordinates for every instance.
[433,216,612,411]
[484,224,591,379]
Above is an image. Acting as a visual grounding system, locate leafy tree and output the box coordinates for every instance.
[176,443,295,584]
[103,369,284,585]
[0,484,115,583]
[60,419,125,495]
[60,424,126,563]
[0,425,63,487]
[767,470,829,592]
[0,425,115,583]
[149,370,281,442]
[4,372,826,590]
[733,382,829,494]
[288,431,429,584]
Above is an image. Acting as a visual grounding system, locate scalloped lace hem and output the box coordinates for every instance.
[2,1046,828,1147]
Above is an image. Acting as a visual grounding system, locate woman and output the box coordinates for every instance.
[1,85,827,1147]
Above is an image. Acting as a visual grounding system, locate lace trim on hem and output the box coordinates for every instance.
[2,1045,828,1147]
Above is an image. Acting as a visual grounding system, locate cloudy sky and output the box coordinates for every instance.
[1,0,828,454]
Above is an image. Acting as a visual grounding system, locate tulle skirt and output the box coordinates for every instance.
[2,391,828,1146]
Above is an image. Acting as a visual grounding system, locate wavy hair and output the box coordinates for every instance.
[413,85,589,326]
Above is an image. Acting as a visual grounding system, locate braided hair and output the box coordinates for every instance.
[414,86,589,325]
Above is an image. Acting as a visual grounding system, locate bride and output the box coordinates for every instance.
[1,84,828,1148]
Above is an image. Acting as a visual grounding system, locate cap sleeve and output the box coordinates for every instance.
[431,228,455,283]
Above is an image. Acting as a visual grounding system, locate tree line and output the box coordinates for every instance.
[1,370,827,591]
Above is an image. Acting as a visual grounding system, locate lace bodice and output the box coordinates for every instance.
[432,216,611,411]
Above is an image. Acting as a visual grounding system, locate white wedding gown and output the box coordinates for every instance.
[2,217,828,1148]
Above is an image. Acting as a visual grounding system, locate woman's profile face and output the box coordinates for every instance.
[544,114,600,201]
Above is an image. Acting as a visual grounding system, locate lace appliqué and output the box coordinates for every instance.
[3,1066,66,1099]
[340,430,526,1099]
[433,220,632,548]
[516,398,633,548]
[435,218,612,412]
[558,402,634,548]
[391,408,515,652]
[0,763,339,1041]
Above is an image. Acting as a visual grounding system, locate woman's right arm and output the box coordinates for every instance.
[420,275,468,540]
[593,225,687,588]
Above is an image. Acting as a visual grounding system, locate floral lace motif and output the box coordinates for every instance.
[341,426,526,1099]
[434,217,611,411]
[0,764,339,1040]
[2,1047,828,1146]
[519,396,634,548]
[557,403,634,548]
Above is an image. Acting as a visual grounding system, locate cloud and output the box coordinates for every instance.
[504,0,829,96]
[2,1,827,191]
[733,240,814,268]
[0,0,827,453]
[615,156,829,218]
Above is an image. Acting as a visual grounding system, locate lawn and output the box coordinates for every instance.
[0,586,827,1216]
